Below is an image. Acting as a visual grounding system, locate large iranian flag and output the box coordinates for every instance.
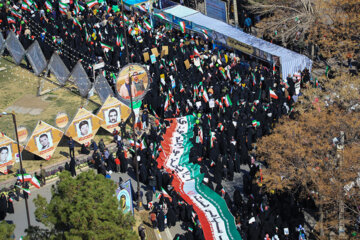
[156,116,241,240]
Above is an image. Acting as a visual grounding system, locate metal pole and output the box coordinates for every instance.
[11,113,31,228]
[128,67,141,210]
[117,0,139,208]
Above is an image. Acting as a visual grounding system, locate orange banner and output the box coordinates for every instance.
[25,121,64,160]
[17,126,28,143]
[96,96,131,133]
[65,108,103,146]
[55,112,69,128]
[0,133,19,174]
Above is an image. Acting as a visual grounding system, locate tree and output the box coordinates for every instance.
[0,221,15,239]
[256,107,360,239]
[31,171,137,240]
[247,0,360,60]
[295,72,360,113]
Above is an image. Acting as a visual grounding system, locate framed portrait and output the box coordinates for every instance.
[116,64,150,104]
[35,131,54,152]
[104,107,121,125]
[0,144,12,165]
[75,118,93,137]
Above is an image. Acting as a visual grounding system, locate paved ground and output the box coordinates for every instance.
[4,165,187,239]
[4,178,53,238]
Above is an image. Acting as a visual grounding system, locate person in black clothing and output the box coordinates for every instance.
[119,119,126,138]
[70,157,76,177]
[7,193,14,214]
[0,193,7,220]
[23,182,29,200]
[0,1,310,238]
[14,179,21,201]
[69,137,75,158]
[138,224,146,240]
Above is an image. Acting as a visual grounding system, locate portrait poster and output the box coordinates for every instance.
[116,64,150,104]
[96,95,131,133]
[162,45,169,55]
[0,133,18,174]
[25,121,64,160]
[116,179,134,215]
[184,59,190,70]
[161,49,166,58]
[65,108,103,146]
[150,54,156,64]
[151,47,159,57]
[143,52,149,62]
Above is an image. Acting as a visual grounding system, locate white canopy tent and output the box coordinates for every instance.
[161,5,312,79]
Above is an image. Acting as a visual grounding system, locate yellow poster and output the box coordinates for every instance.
[55,112,69,129]
[25,121,64,160]
[65,108,103,146]
[226,37,254,55]
[17,126,28,143]
[96,96,131,133]
[0,133,18,174]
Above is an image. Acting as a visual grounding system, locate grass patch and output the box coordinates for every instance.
[0,57,113,182]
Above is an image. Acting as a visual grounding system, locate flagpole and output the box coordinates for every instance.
[128,67,142,210]
[1,112,31,228]
[117,0,140,209]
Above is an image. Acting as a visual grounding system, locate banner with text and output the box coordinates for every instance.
[156,116,241,240]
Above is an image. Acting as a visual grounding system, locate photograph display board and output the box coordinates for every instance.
[96,96,131,133]
[25,41,47,76]
[70,62,92,97]
[116,64,150,105]
[94,74,114,103]
[25,121,64,160]
[0,32,5,55]
[116,179,134,215]
[5,31,25,65]
[48,53,71,85]
[65,108,103,146]
[0,134,18,174]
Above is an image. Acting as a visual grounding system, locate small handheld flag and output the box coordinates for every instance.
[86,0,98,8]
[154,13,167,21]
[269,88,278,99]
[179,21,186,33]
[30,175,41,189]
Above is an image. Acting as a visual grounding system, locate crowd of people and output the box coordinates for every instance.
[0,0,314,239]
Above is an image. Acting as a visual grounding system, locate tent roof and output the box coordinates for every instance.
[123,0,147,6]
[163,5,198,18]
[163,5,312,78]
